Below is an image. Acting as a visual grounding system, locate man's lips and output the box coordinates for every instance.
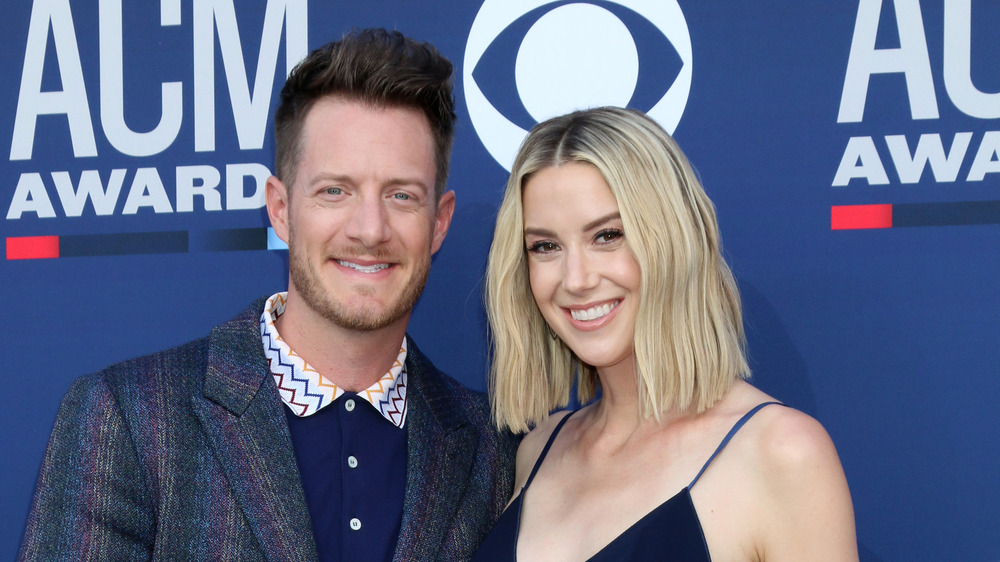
[335,259,393,274]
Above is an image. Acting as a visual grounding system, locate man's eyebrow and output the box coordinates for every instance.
[383,177,432,191]
[309,173,430,191]
[307,172,352,185]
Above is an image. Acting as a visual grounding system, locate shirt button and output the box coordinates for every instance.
[347,455,358,468]
[349,518,362,531]
[344,398,356,412]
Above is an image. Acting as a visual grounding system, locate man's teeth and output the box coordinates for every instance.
[338,260,390,274]
[570,301,618,321]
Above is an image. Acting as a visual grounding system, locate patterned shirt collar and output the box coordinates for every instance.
[260,292,408,428]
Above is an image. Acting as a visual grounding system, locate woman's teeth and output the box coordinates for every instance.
[570,301,618,321]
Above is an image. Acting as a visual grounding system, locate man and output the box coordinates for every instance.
[20,29,517,561]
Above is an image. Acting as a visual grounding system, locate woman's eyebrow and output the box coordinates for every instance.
[582,211,621,232]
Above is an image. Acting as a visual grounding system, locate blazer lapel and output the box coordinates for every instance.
[393,342,480,561]
[192,301,317,562]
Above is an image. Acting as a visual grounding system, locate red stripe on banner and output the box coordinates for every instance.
[831,204,893,230]
[6,236,60,260]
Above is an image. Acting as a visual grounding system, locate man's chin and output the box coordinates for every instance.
[288,252,429,333]
[308,290,409,330]
[325,302,409,332]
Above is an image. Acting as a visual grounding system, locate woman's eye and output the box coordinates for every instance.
[595,229,624,243]
[527,241,558,253]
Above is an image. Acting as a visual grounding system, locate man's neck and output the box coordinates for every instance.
[274,295,410,392]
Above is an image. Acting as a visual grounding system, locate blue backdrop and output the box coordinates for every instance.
[3,1,998,560]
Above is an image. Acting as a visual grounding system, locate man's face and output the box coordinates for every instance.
[267,97,454,332]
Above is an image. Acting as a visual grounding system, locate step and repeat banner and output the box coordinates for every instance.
[3,1,998,559]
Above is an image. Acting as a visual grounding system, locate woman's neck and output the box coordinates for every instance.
[588,362,690,442]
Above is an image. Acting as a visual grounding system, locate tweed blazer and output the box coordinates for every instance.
[19,299,518,561]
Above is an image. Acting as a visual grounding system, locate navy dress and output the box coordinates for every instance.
[472,402,781,561]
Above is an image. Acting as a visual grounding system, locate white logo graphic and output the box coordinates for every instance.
[464,0,692,171]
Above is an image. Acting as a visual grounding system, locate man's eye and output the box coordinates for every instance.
[393,192,411,200]
[325,187,343,195]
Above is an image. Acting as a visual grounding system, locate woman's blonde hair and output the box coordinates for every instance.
[486,107,749,433]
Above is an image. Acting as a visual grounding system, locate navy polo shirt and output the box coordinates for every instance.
[285,391,408,562]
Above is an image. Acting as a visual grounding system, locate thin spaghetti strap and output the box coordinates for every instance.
[522,410,577,489]
[688,401,783,490]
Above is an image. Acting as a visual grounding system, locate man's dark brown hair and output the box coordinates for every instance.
[274,28,456,198]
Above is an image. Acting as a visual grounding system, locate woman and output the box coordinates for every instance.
[473,107,857,561]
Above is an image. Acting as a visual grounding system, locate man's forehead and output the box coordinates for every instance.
[295,100,437,193]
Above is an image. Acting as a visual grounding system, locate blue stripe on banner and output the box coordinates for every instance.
[10,229,288,258]
[191,228,269,252]
[60,231,188,257]
[893,201,1000,227]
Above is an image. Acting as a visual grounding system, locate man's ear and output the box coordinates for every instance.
[430,190,456,254]
[266,176,290,243]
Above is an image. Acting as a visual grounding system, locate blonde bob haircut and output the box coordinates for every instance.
[486,106,750,433]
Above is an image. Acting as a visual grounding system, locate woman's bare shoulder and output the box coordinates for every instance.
[749,403,844,485]
[512,409,577,491]
[718,383,839,468]
[735,397,859,560]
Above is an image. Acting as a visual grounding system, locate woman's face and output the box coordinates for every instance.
[522,162,641,373]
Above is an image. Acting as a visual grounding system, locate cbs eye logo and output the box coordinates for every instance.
[464,0,693,171]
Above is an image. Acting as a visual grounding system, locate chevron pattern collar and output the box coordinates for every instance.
[259,292,408,428]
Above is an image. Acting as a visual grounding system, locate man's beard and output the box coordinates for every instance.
[287,241,430,332]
